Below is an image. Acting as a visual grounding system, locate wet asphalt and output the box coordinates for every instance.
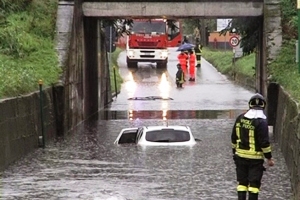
[0,48,292,200]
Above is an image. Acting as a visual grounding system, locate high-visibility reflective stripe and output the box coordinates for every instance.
[195,53,201,55]
[232,143,237,148]
[261,146,271,153]
[236,125,241,148]
[236,150,264,159]
[237,185,248,192]
[249,130,255,152]
[248,186,260,193]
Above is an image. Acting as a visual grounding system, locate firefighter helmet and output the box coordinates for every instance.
[248,93,266,110]
[177,63,181,69]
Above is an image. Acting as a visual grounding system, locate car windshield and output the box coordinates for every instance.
[145,129,190,142]
[132,21,166,34]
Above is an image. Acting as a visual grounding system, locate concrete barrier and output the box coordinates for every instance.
[269,82,300,199]
[0,86,64,171]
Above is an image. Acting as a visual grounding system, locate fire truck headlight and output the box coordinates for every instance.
[161,51,168,58]
[128,50,134,57]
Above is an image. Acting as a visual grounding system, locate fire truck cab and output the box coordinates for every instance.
[126,19,169,68]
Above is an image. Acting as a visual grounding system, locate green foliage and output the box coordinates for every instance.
[27,0,58,38]
[182,19,199,35]
[0,0,60,98]
[201,48,233,74]
[182,19,216,35]
[201,47,255,77]
[235,54,255,77]
[0,0,31,12]
[281,0,297,38]
[0,13,39,58]
[281,0,296,23]
[219,17,262,55]
[109,48,123,93]
[268,40,300,100]
[202,40,300,102]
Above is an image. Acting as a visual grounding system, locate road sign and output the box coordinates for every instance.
[229,36,240,48]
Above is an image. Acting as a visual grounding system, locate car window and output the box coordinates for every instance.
[145,129,190,142]
[118,129,138,144]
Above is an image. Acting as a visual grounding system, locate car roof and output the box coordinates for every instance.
[142,125,191,131]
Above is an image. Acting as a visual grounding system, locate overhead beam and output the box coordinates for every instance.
[82,2,263,18]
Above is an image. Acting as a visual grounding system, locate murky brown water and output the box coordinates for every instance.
[0,48,292,200]
[0,118,291,200]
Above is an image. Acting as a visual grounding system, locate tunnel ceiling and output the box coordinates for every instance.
[82,1,263,18]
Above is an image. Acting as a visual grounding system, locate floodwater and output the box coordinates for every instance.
[0,48,292,200]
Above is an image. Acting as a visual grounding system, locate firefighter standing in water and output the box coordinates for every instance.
[188,50,196,81]
[194,39,202,68]
[177,50,188,78]
[231,93,275,200]
[175,63,185,88]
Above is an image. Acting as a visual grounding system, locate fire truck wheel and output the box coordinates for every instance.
[127,61,138,68]
[156,61,167,69]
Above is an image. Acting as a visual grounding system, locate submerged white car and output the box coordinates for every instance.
[114,125,197,146]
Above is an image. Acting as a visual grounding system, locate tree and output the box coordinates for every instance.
[219,16,262,55]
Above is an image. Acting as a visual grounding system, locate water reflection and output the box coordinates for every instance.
[125,71,137,98]
[96,109,246,120]
[159,73,171,99]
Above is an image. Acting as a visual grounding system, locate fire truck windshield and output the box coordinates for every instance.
[131,21,166,34]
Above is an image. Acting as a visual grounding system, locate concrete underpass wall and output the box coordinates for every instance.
[269,83,300,200]
[63,0,112,132]
[0,86,64,171]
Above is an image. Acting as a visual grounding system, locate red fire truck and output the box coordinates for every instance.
[167,20,183,47]
[126,19,169,68]
[118,20,182,49]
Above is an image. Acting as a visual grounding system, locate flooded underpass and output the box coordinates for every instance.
[0,48,292,200]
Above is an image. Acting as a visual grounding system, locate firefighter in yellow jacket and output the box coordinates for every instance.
[194,39,202,68]
[231,93,275,200]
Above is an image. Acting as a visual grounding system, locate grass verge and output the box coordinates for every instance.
[201,47,255,77]
[202,41,300,102]
[109,47,124,93]
[0,0,61,98]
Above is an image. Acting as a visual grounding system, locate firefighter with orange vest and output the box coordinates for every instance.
[177,50,188,78]
[188,50,196,81]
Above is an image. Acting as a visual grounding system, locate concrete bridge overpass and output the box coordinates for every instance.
[82,0,264,18]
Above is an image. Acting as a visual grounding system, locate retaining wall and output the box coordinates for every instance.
[270,83,300,200]
[0,86,64,171]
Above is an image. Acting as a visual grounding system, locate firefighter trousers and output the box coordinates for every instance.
[234,155,265,200]
[196,54,201,67]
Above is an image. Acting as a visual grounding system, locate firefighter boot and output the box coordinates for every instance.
[238,191,247,200]
[248,192,258,200]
